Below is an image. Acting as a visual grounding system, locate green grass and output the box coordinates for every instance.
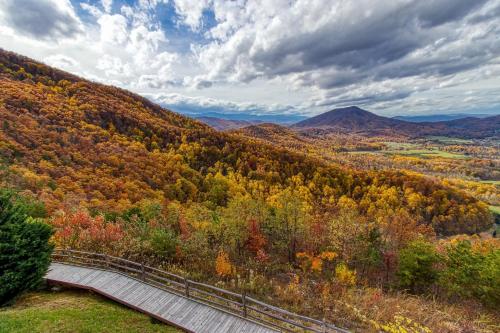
[0,290,181,333]
[418,150,467,159]
[382,141,419,150]
[481,180,500,186]
[382,148,467,159]
[376,141,468,159]
[425,136,474,144]
[489,206,500,215]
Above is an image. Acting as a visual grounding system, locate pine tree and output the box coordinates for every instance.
[0,190,53,305]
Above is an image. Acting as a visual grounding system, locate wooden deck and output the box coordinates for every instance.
[46,263,277,333]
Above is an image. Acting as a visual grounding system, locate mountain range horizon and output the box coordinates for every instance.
[176,105,499,126]
[194,105,500,134]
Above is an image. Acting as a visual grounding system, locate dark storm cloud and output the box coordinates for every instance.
[201,0,498,111]
[317,89,414,108]
[412,0,488,27]
[256,0,492,83]
[468,2,500,24]
[1,0,82,40]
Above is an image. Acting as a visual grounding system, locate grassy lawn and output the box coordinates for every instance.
[0,290,181,333]
[382,148,467,159]
[418,150,468,159]
[377,141,468,159]
[382,141,419,150]
[489,205,500,215]
[425,136,474,144]
[481,180,500,186]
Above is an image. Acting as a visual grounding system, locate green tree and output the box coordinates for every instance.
[0,190,53,305]
[397,239,439,293]
[149,228,178,258]
[439,240,500,306]
[477,249,500,307]
[439,241,481,299]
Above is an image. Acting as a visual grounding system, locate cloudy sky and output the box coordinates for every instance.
[0,0,499,119]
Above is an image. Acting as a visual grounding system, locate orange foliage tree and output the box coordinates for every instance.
[51,210,123,253]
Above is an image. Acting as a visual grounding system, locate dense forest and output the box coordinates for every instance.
[1,49,498,332]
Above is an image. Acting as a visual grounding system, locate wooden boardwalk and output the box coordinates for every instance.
[46,263,277,333]
[47,250,349,333]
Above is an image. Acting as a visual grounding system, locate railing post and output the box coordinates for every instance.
[141,263,145,281]
[322,320,327,333]
[184,277,190,298]
[242,290,247,318]
[104,254,109,269]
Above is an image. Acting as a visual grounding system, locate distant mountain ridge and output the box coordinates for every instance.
[394,113,494,122]
[176,111,307,125]
[196,116,263,131]
[294,106,499,138]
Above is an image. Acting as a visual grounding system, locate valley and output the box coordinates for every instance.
[0,49,499,333]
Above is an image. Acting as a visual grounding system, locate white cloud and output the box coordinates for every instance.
[98,14,128,45]
[44,54,78,70]
[81,3,102,18]
[148,92,298,115]
[173,0,211,31]
[101,0,112,13]
[0,0,499,117]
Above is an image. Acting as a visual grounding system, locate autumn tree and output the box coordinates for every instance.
[215,250,233,278]
[269,182,311,264]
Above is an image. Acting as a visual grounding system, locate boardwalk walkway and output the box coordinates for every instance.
[46,263,277,333]
[47,249,349,333]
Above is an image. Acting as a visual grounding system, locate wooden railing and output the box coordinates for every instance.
[51,249,349,333]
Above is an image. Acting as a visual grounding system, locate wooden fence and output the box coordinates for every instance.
[51,249,349,333]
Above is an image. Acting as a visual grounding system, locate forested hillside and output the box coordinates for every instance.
[1,50,498,332]
[0,49,491,235]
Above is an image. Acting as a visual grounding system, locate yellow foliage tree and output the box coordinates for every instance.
[215,250,233,278]
[335,263,356,287]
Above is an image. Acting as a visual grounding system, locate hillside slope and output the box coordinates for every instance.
[0,49,492,234]
[394,113,493,122]
[0,49,331,209]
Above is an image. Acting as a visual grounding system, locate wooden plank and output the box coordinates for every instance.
[162,298,189,318]
[223,318,245,333]
[173,300,198,318]
[79,270,105,285]
[214,314,239,333]
[130,286,159,307]
[149,292,179,315]
[177,302,200,322]
[192,308,220,332]
[181,304,209,329]
[127,285,157,306]
[205,312,229,333]
[115,280,141,298]
[187,305,214,326]
[125,285,156,304]
[89,272,114,289]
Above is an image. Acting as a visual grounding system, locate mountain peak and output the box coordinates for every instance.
[294,105,499,138]
[321,106,371,116]
[294,106,391,129]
